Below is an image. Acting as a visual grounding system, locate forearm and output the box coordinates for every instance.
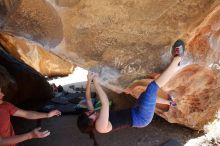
[95,104,110,133]
[25,111,48,120]
[93,79,111,133]
[86,80,94,111]
[93,80,109,106]
[0,133,32,145]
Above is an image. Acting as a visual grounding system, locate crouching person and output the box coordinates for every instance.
[0,72,61,146]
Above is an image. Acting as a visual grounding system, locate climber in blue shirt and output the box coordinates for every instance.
[77,39,185,145]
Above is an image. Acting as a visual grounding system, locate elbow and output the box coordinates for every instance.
[95,123,110,134]
[23,114,31,119]
[95,127,108,134]
[95,123,112,133]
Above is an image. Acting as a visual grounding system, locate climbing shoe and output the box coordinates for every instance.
[168,95,177,107]
[172,39,185,57]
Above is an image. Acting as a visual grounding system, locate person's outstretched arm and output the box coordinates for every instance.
[13,109,61,120]
[93,75,112,133]
[0,128,50,145]
[86,72,95,111]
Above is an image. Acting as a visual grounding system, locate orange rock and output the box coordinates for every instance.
[0,33,75,77]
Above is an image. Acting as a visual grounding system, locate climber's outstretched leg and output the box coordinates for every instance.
[131,39,185,128]
[155,56,181,87]
[156,39,185,87]
[155,40,185,106]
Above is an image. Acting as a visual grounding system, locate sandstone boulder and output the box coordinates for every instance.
[0,33,75,77]
[0,0,63,47]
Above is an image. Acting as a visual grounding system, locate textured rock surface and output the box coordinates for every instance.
[0,0,63,47]
[0,33,75,77]
[0,0,220,130]
[161,6,220,130]
[128,5,220,130]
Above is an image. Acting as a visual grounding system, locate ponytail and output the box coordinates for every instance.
[77,113,100,146]
[89,131,99,146]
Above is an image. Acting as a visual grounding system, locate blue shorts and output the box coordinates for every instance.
[131,81,159,128]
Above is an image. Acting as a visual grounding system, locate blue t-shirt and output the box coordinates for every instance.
[131,81,159,128]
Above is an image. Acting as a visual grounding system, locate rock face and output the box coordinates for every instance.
[0,33,75,77]
[0,0,220,130]
[161,6,220,130]
[0,0,63,48]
